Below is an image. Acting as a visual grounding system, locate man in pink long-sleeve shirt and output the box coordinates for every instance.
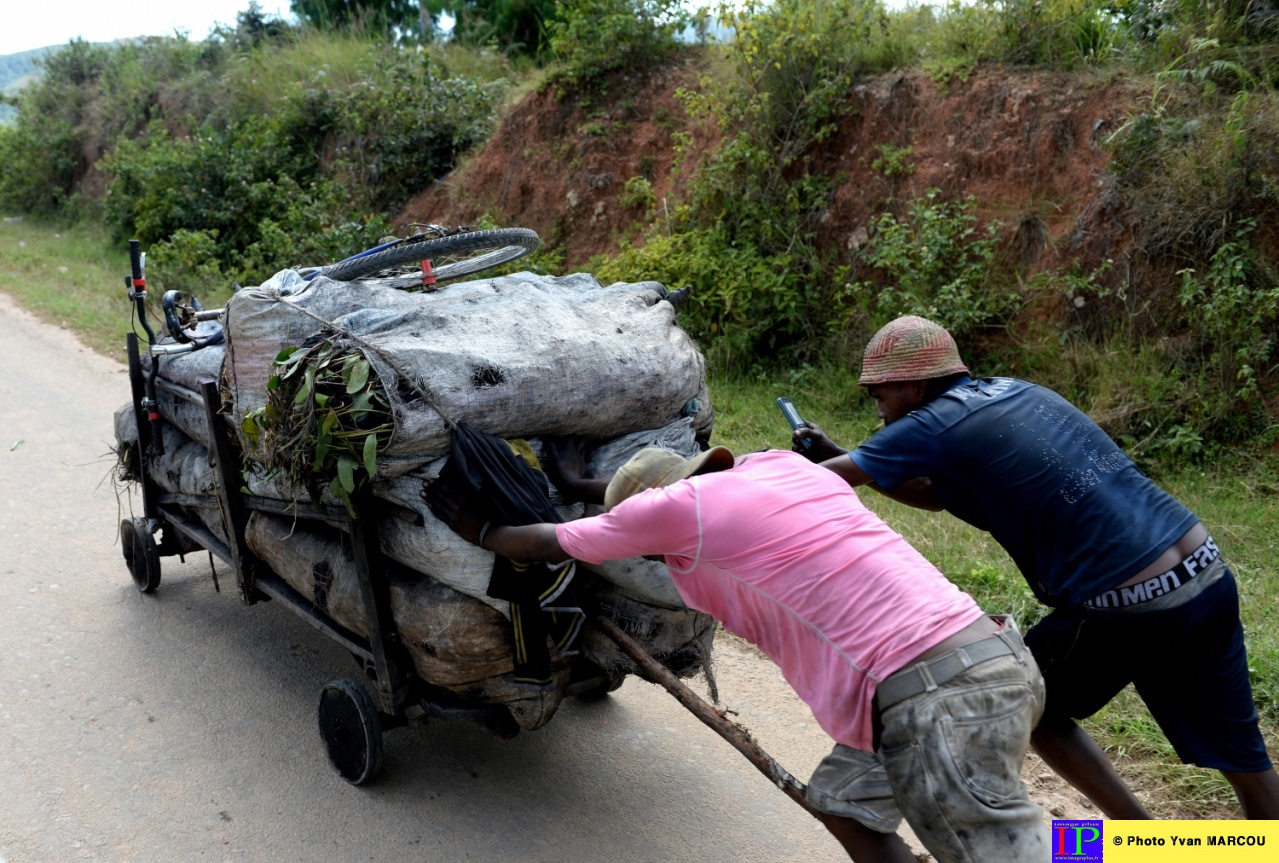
[425,445,1047,863]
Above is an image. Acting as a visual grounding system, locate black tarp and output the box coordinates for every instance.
[439,424,583,685]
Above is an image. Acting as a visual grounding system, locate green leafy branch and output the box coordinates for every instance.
[242,334,391,516]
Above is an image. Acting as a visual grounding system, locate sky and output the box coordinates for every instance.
[2,2,294,56]
[3,1,918,58]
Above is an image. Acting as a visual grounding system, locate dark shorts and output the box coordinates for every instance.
[1024,566,1272,773]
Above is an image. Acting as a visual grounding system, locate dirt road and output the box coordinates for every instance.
[0,292,1096,863]
[0,292,859,863]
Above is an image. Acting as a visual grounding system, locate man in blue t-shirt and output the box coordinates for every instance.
[794,314,1279,820]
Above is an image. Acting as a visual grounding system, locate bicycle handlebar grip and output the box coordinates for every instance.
[128,240,144,285]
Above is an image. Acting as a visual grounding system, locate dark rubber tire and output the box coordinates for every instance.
[318,678,385,785]
[120,517,161,594]
[319,228,540,284]
[571,672,626,701]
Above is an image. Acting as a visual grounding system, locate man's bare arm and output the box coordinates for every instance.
[421,477,573,563]
[820,453,943,511]
[820,452,873,486]
[484,524,570,563]
[872,476,943,511]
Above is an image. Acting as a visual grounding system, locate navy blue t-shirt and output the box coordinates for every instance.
[851,377,1198,607]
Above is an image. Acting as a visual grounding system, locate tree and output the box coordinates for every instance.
[292,0,424,38]
[227,2,294,49]
[425,0,558,55]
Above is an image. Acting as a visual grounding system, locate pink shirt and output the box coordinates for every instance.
[556,450,984,750]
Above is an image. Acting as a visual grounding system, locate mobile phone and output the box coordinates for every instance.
[777,397,812,449]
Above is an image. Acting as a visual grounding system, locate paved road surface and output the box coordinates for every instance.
[0,292,861,863]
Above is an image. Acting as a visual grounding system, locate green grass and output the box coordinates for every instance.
[0,216,134,361]
[3,215,1277,817]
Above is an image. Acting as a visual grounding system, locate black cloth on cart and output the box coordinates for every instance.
[439,424,583,686]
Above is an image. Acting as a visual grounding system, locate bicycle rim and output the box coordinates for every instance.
[319,228,539,284]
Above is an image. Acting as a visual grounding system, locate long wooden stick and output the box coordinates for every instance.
[596,615,816,816]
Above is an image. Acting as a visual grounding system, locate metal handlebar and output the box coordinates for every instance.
[126,240,164,456]
[162,290,202,343]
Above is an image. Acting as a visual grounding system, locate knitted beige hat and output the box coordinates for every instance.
[603,446,735,511]
[859,315,969,385]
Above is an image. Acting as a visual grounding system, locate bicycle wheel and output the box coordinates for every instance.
[319,228,540,284]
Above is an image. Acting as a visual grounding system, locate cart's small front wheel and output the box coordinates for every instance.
[120,517,161,593]
[567,661,626,700]
[573,674,625,700]
[318,678,384,785]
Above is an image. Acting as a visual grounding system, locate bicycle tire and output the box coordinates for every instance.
[319,228,540,284]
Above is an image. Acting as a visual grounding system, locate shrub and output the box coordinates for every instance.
[145,228,233,306]
[680,0,907,238]
[103,117,395,288]
[619,175,657,213]
[595,222,840,361]
[0,115,81,215]
[911,0,1123,78]
[0,37,215,217]
[853,189,1016,343]
[1,29,504,293]
[93,42,498,288]
[594,0,903,362]
[293,0,424,40]
[319,50,504,211]
[999,0,1120,67]
[1116,0,1279,87]
[1176,219,1279,420]
[1107,89,1279,260]
[426,0,559,56]
[546,0,691,87]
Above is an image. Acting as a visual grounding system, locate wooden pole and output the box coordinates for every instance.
[596,615,817,816]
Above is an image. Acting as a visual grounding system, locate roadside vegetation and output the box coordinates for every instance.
[586,0,1279,467]
[3,0,1279,816]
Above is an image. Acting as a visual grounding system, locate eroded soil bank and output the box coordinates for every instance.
[400,63,1141,281]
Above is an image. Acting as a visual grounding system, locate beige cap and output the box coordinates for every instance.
[603,446,735,511]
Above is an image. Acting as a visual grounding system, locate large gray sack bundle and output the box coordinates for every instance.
[112,409,714,731]
[243,417,699,611]
[117,402,698,612]
[223,270,712,477]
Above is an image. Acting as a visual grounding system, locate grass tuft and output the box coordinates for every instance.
[0,216,132,360]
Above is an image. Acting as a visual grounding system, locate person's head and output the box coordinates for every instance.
[858,315,969,424]
[603,446,735,511]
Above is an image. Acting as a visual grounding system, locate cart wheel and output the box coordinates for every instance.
[577,674,625,699]
[572,672,626,700]
[318,678,384,785]
[120,517,161,594]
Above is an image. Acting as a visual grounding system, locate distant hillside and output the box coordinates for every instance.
[0,45,55,122]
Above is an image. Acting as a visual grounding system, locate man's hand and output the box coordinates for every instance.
[544,436,589,485]
[420,477,485,546]
[420,475,573,563]
[544,436,609,505]
[792,422,848,463]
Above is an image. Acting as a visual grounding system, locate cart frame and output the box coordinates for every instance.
[116,242,805,810]
[120,332,613,783]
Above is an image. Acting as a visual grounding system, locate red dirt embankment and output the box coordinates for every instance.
[399,58,715,266]
[399,62,1140,278]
